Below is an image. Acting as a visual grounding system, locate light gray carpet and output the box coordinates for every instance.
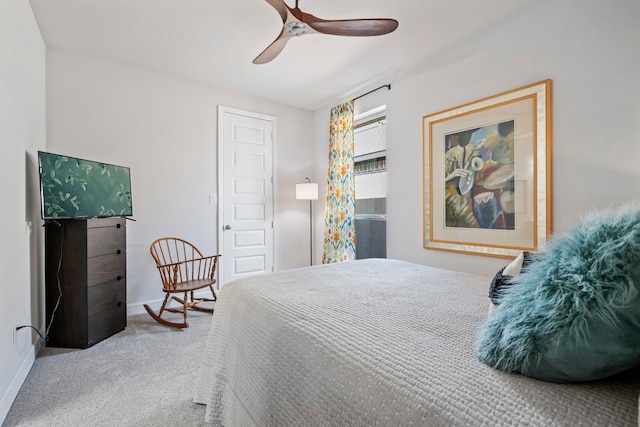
[3,311,212,427]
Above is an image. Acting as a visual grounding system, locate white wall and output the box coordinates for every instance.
[3,0,639,420]
[0,0,46,422]
[46,49,315,312]
[314,0,640,277]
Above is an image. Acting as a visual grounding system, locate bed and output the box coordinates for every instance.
[193,258,640,426]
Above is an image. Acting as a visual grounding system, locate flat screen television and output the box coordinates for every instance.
[38,151,133,220]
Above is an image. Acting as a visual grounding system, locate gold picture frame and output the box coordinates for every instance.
[422,80,552,258]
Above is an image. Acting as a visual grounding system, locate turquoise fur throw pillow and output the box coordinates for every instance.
[476,204,640,383]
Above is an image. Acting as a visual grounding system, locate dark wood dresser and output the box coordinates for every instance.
[45,217,127,348]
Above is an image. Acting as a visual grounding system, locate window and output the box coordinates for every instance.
[354,108,386,259]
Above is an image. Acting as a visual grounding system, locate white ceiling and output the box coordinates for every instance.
[29,0,534,110]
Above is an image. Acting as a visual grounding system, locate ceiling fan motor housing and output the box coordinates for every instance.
[286,21,307,36]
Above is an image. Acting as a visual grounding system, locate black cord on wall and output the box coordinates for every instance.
[16,221,64,344]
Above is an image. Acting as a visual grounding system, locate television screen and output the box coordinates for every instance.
[39,151,133,219]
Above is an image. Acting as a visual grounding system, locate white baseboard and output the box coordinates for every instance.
[127,297,163,316]
[127,290,214,316]
[0,345,36,425]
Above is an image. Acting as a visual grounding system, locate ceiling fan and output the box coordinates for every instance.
[253,0,399,64]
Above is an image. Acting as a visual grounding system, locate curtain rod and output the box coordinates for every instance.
[352,84,391,101]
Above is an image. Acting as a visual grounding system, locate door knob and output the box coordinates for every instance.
[224,225,232,230]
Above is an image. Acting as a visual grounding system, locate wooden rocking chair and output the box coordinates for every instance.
[144,237,221,328]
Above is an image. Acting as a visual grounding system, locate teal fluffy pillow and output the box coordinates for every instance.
[476,204,640,383]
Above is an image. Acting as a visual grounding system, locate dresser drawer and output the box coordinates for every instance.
[87,253,126,286]
[88,279,126,317]
[87,301,126,346]
[87,223,126,257]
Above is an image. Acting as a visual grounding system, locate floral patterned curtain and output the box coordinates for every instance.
[322,101,356,263]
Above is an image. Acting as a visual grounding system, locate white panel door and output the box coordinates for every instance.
[219,107,275,286]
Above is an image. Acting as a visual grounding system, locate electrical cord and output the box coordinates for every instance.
[15,325,45,342]
[16,221,64,344]
[44,222,65,341]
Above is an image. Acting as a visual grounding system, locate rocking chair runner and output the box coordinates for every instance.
[144,237,221,328]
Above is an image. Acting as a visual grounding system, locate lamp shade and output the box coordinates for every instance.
[296,182,318,200]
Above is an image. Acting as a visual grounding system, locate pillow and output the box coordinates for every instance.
[476,204,640,383]
[487,251,532,317]
[488,251,532,305]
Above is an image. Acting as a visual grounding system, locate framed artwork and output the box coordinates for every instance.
[422,80,552,258]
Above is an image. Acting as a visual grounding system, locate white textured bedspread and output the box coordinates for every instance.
[193,259,639,426]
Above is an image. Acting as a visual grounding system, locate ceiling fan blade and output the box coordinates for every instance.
[264,0,289,23]
[253,34,291,64]
[253,1,398,64]
[307,18,398,37]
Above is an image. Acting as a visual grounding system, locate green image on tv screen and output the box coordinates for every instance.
[39,151,133,219]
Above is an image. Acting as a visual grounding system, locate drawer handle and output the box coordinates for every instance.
[117,301,122,307]
[117,276,123,281]
[117,224,121,228]
[117,249,122,255]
